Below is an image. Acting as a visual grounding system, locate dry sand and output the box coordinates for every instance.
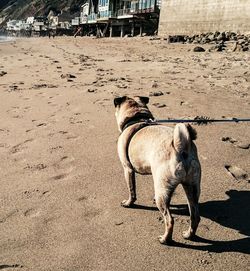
[0,36,249,271]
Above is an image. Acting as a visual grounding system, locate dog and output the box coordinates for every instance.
[114,95,201,244]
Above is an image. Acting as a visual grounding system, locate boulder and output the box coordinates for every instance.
[193,46,205,52]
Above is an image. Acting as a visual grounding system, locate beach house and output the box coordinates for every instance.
[75,0,160,36]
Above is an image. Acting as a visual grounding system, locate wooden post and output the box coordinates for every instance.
[110,25,113,37]
[131,20,135,37]
[96,26,100,38]
[139,23,143,37]
[120,24,124,38]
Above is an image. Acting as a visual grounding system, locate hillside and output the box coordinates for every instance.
[0,0,84,27]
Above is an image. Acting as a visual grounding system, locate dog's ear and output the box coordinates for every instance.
[138,96,149,105]
[114,96,127,107]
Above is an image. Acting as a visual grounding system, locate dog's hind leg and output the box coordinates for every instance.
[182,181,201,240]
[121,167,136,207]
[155,178,178,244]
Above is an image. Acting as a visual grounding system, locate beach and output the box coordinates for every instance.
[0,36,249,271]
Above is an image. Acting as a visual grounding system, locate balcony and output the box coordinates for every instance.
[80,16,88,24]
[87,14,97,23]
[98,11,116,20]
[117,6,155,18]
[117,8,132,17]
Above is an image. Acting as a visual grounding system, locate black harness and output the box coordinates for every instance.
[121,116,158,172]
[121,113,154,132]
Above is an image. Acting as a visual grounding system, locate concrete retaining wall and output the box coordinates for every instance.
[158,0,250,36]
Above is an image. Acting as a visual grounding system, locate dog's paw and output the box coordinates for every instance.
[158,235,167,244]
[182,230,194,240]
[121,199,135,208]
[158,235,173,245]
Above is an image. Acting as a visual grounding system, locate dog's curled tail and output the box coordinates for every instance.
[173,124,197,154]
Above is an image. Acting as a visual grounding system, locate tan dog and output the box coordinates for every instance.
[114,96,201,244]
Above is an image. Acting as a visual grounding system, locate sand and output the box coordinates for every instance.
[0,36,249,271]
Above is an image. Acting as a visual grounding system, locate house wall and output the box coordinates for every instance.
[158,0,250,36]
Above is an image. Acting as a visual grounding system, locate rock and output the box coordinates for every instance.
[163,31,250,53]
[236,142,250,149]
[33,84,57,89]
[225,165,249,181]
[216,32,226,41]
[210,42,226,52]
[87,89,96,93]
[150,37,161,41]
[151,81,158,88]
[242,46,249,51]
[168,35,186,43]
[221,137,237,143]
[237,34,245,40]
[238,39,246,45]
[115,221,124,226]
[201,38,211,44]
[193,46,205,52]
[152,103,166,108]
[207,33,215,41]
[149,91,164,96]
[180,101,190,106]
[61,73,76,79]
[0,71,7,76]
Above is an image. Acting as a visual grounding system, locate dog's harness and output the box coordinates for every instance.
[121,116,158,172]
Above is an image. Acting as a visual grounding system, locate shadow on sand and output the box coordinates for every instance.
[132,189,250,254]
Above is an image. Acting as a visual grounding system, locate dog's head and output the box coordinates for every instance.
[114,96,154,132]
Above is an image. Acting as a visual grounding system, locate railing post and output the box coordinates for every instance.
[131,20,135,37]
[121,24,124,37]
[110,24,113,37]
[140,23,143,36]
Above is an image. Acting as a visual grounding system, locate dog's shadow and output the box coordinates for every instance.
[132,189,250,254]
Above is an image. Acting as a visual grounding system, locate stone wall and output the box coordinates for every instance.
[158,0,250,36]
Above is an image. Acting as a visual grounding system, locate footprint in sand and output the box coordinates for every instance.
[222,137,250,149]
[0,143,10,149]
[51,156,75,181]
[225,165,249,181]
[24,163,47,171]
[50,167,74,181]
[22,189,49,199]
[36,123,47,127]
[69,114,84,124]
[24,208,41,218]
[0,209,19,223]
[152,102,167,108]
[50,145,63,153]
[66,134,79,140]
[0,264,23,270]
[8,85,19,92]
[51,173,69,181]
[32,84,57,89]
[77,196,88,202]
[93,99,110,107]
[10,139,34,154]
[0,71,7,77]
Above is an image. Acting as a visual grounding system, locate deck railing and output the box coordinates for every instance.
[117,8,131,16]
[87,14,97,21]
[118,7,155,16]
